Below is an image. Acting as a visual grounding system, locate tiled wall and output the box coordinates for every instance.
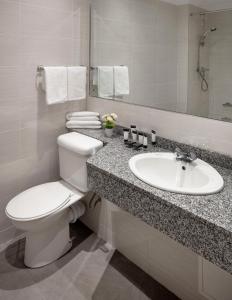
[0,0,89,243]
[208,11,232,121]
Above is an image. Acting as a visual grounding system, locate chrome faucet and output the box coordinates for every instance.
[175,147,197,163]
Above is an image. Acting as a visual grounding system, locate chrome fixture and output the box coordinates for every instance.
[175,147,197,163]
[37,65,45,72]
[197,27,217,92]
[199,27,217,46]
[37,65,86,72]
[222,102,232,108]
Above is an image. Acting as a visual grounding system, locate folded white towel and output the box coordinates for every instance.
[66,123,102,129]
[43,66,67,105]
[67,66,86,101]
[66,111,100,120]
[97,66,114,98]
[67,116,100,121]
[66,120,101,127]
[114,66,130,96]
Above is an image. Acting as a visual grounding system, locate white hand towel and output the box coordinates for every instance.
[66,111,100,120]
[66,120,101,127]
[67,66,86,101]
[97,66,114,98]
[43,66,67,105]
[67,116,100,121]
[114,66,130,96]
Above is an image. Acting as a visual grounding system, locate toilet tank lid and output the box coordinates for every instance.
[57,132,103,156]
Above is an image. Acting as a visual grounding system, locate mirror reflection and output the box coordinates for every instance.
[90,0,232,123]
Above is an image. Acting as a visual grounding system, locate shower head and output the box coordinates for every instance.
[200,27,217,46]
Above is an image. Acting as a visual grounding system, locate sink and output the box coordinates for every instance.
[129,152,224,195]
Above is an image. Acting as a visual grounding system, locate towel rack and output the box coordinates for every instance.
[90,65,126,70]
[37,65,44,72]
[37,65,87,72]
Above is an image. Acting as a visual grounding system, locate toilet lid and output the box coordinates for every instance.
[5,181,82,221]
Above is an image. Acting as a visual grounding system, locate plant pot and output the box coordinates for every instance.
[104,128,114,137]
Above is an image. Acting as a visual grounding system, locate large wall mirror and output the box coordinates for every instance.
[89,0,232,123]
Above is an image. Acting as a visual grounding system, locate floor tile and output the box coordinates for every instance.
[0,221,179,300]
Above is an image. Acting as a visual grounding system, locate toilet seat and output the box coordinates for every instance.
[5,181,84,221]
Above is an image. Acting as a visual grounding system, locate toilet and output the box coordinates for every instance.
[5,132,103,268]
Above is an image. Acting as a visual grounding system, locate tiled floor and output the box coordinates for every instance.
[0,221,179,300]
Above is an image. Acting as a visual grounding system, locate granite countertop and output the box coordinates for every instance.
[74,128,232,274]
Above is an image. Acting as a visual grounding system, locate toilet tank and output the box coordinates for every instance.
[57,132,103,192]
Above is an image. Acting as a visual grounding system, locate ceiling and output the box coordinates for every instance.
[161,0,232,10]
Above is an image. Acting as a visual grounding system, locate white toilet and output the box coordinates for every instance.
[5,132,103,268]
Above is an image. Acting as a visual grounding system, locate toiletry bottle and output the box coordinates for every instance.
[130,125,136,140]
[132,129,137,143]
[123,128,129,143]
[143,134,148,149]
[138,132,144,145]
[151,130,157,145]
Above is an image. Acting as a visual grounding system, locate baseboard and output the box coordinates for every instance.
[0,225,25,251]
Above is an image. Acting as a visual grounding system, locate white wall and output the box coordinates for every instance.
[0,0,89,244]
[88,96,232,156]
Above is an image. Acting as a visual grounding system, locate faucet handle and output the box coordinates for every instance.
[189,151,197,162]
[175,147,184,156]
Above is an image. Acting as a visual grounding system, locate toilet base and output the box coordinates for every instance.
[24,217,72,268]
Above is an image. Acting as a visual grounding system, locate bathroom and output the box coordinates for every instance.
[1,0,232,299]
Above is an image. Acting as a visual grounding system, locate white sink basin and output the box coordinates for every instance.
[129,152,224,195]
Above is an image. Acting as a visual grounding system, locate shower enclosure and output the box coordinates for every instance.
[189,9,232,121]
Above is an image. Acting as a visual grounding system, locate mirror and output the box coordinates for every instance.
[90,0,232,123]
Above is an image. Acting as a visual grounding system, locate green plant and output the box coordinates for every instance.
[102,113,118,129]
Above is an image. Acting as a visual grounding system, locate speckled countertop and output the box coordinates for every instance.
[74,128,232,274]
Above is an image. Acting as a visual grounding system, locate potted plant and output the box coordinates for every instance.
[102,113,118,137]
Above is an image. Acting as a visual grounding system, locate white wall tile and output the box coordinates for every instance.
[0,35,21,66]
[0,0,88,243]
[21,4,73,39]
[21,0,73,12]
[0,0,20,36]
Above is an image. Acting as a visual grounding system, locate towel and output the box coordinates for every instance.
[66,120,102,129]
[66,111,100,120]
[43,66,67,105]
[66,124,102,129]
[66,120,101,127]
[67,66,86,101]
[66,116,100,121]
[114,66,130,96]
[97,66,114,98]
